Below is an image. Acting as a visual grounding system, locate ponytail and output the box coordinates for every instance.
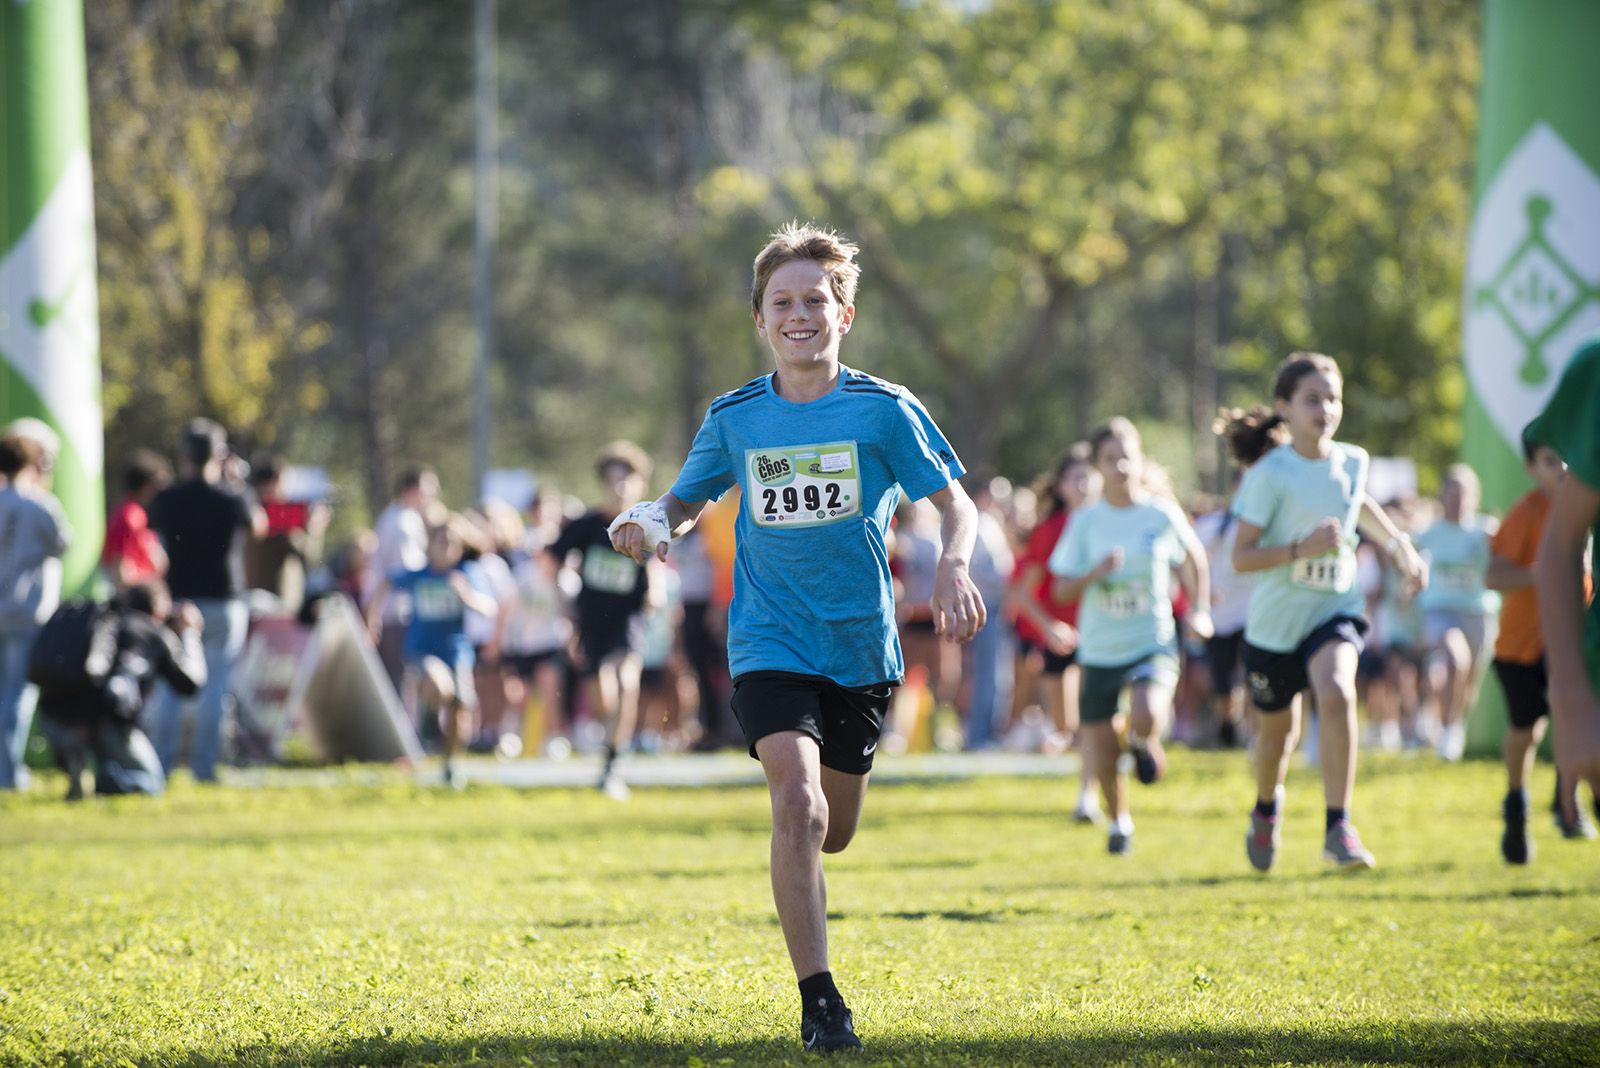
[1214,405,1286,467]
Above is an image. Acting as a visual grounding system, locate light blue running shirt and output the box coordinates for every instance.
[669,367,963,687]
[1234,441,1369,653]
[1047,496,1196,667]
[1415,519,1499,616]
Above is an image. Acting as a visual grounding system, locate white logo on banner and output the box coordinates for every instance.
[0,149,104,476]
[1465,124,1600,450]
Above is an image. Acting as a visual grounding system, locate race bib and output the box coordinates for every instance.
[1433,562,1482,595]
[1291,548,1355,593]
[1099,580,1152,620]
[413,579,462,622]
[746,442,862,528]
[582,546,640,595]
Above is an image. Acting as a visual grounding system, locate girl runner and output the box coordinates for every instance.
[1048,418,1212,855]
[1005,444,1101,819]
[1221,354,1426,872]
[1413,465,1500,761]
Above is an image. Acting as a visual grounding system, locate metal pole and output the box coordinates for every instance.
[471,0,497,500]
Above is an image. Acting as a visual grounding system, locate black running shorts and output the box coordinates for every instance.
[1243,615,1368,713]
[731,671,895,775]
[1493,657,1548,730]
[1018,635,1077,676]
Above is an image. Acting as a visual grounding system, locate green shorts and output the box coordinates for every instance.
[1080,653,1180,724]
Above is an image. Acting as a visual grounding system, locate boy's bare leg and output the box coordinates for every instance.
[756,731,831,979]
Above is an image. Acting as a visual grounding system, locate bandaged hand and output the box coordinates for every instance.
[607,499,673,563]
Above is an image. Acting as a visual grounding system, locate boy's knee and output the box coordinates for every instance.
[772,783,829,844]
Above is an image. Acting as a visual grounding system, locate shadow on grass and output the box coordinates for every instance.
[159,1019,1600,1067]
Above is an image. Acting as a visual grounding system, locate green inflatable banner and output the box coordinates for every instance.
[1,0,106,592]
[1462,1,1600,754]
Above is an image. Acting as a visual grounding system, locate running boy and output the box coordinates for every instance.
[1486,440,1586,862]
[367,518,497,785]
[609,223,984,1054]
[549,442,654,798]
[1528,337,1600,826]
[1221,355,1427,872]
[1048,418,1212,856]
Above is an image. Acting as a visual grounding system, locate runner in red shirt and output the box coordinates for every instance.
[101,451,171,588]
[1004,443,1101,821]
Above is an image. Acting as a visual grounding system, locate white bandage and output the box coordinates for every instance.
[607,499,672,553]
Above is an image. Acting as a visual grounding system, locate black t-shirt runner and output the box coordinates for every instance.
[548,509,647,637]
[149,479,256,600]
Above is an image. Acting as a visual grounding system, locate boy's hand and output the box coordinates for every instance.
[1188,608,1215,641]
[608,501,672,564]
[931,559,986,643]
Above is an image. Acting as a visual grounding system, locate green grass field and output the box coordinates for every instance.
[3,753,1598,1067]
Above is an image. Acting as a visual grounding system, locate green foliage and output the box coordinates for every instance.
[87,0,1480,508]
[1,755,1596,1066]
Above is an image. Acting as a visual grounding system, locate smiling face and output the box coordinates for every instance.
[1277,368,1343,448]
[753,258,855,373]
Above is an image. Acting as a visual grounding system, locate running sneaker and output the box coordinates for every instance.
[1501,793,1532,865]
[1107,828,1133,855]
[1130,736,1166,785]
[1323,820,1377,870]
[1072,789,1103,825]
[1247,798,1282,872]
[800,996,862,1054]
[1552,776,1599,840]
[598,770,632,801]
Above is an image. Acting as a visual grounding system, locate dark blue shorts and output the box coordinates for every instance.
[1243,615,1368,713]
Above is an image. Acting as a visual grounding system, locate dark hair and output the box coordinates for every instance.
[1273,351,1341,402]
[121,578,172,620]
[180,418,228,468]
[0,434,43,477]
[1215,405,1288,467]
[1036,442,1094,518]
[395,467,434,495]
[123,449,172,495]
[248,453,283,488]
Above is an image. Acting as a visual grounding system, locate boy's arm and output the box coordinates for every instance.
[925,481,985,642]
[365,577,392,638]
[1535,472,1600,793]
[611,492,707,564]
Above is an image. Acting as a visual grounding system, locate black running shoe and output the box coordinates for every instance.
[801,996,862,1055]
[1130,737,1165,785]
[1501,794,1532,865]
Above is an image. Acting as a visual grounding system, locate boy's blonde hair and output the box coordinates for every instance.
[595,439,652,481]
[751,222,862,315]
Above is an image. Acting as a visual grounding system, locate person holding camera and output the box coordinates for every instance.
[37,581,206,799]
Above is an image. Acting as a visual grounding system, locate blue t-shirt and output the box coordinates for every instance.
[391,565,474,664]
[669,367,964,686]
[1047,496,1195,667]
[1233,441,1369,652]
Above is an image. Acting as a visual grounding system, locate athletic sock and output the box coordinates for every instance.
[600,744,618,777]
[1254,796,1279,818]
[1110,814,1134,836]
[1505,788,1528,815]
[1325,807,1347,832]
[799,970,842,1007]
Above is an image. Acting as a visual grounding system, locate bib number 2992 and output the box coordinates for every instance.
[746,442,862,528]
